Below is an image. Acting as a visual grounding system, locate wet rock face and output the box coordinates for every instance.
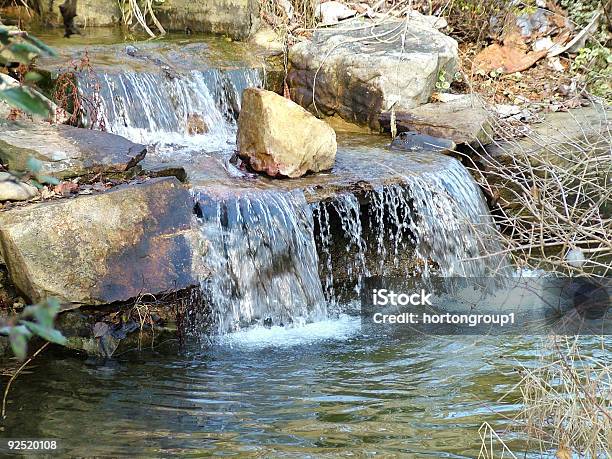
[38,0,259,39]
[39,0,121,27]
[237,88,337,178]
[0,120,147,179]
[154,0,260,40]
[55,300,182,358]
[0,177,198,307]
[288,19,458,129]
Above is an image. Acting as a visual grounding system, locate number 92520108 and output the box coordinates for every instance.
[3,439,59,452]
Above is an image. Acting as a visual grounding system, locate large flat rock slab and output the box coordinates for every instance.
[0,120,146,179]
[479,106,610,215]
[288,18,458,129]
[380,94,494,147]
[0,177,198,307]
[191,133,464,204]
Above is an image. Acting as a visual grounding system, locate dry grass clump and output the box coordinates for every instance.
[260,0,318,33]
[464,101,611,277]
[482,336,611,458]
[119,0,166,37]
[517,337,611,456]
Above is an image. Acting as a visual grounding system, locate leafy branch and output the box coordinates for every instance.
[0,25,57,116]
[0,298,66,360]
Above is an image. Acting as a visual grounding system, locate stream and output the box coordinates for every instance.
[2,29,609,457]
[1,327,570,457]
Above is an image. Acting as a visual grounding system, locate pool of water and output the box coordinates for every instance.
[5,28,607,459]
[2,317,578,457]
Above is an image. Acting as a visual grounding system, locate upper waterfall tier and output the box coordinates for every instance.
[79,68,262,152]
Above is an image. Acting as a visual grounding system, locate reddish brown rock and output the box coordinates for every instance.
[0,177,198,308]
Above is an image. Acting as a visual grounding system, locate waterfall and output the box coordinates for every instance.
[79,60,506,336]
[191,158,504,334]
[79,68,262,155]
[311,159,506,303]
[195,188,327,334]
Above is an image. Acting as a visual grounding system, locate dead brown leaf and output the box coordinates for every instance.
[53,181,79,196]
[474,44,549,74]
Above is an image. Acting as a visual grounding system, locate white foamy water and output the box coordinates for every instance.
[218,314,361,348]
[196,189,328,334]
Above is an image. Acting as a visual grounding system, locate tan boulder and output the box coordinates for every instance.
[237,88,337,178]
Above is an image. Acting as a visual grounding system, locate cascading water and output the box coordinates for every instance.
[370,159,504,277]
[311,159,506,302]
[79,68,262,155]
[195,188,327,333]
[79,57,506,337]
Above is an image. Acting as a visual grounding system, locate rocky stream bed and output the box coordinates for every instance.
[0,14,608,360]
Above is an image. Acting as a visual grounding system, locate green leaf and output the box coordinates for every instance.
[26,156,43,174]
[30,304,55,329]
[45,297,61,313]
[22,320,67,345]
[9,327,29,360]
[24,71,42,83]
[23,34,56,57]
[37,174,60,186]
[29,179,43,190]
[0,87,52,117]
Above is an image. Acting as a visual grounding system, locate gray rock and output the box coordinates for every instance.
[380,94,494,147]
[0,173,38,201]
[125,45,139,56]
[315,1,356,26]
[288,18,458,129]
[154,0,260,40]
[481,106,609,216]
[0,120,147,179]
[38,0,258,40]
[390,131,455,152]
[484,107,608,170]
[250,27,285,55]
[0,177,199,307]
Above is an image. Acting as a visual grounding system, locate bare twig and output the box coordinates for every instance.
[1,342,49,419]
